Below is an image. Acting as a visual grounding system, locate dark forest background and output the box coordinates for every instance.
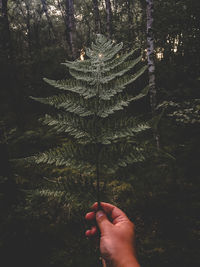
[0,0,200,266]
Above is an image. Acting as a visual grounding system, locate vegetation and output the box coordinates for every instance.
[29,34,150,205]
[0,0,199,267]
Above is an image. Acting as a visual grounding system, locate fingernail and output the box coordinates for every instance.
[96,210,104,219]
[85,230,91,237]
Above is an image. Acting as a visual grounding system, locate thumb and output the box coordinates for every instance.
[96,210,112,233]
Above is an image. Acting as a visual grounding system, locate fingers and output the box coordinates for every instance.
[85,211,98,237]
[96,210,112,233]
[85,208,112,236]
[85,202,129,237]
[85,211,95,221]
[85,226,97,237]
[92,202,129,224]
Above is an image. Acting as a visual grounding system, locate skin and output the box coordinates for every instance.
[85,202,140,267]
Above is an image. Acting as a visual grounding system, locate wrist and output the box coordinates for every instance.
[107,250,140,267]
[115,254,140,267]
[119,255,140,267]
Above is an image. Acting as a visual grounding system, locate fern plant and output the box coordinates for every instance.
[30,34,150,205]
[157,100,200,124]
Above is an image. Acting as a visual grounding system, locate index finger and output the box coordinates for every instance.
[92,202,129,224]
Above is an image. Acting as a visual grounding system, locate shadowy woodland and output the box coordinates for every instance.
[0,0,200,266]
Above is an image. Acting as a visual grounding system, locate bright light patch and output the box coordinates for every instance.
[80,49,85,61]
[156,48,164,60]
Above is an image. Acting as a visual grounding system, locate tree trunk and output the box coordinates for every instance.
[92,0,101,34]
[41,0,56,39]
[0,0,12,59]
[146,0,160,149]
[57,0,68,34]
[127,1,134,42]
[66,0,77,60]
[105,0,112,39]
[146,0,156,112]
[84,17,91,46]
[33,21,40,50]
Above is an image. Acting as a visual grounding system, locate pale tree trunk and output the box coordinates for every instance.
[41,0,56,39]
[146,0,160,149]
[66,0,77,60]
[146,0,156,112]
[105,0,112,39]
[93,0,101,34]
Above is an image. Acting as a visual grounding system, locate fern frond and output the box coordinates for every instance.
[101,56,142,83]
[69,69,95,83]
[62,59,93,74]
[86,41,123,62]
[27,143,95,173]
[41,114,93,142]
[35,189,65,200]
[43,78,96,98]
[103,48,139,72]
[29,34,149,192]
[98,123,150,144]
[101,144,145,173]
[31,93,94,117]
[99,66,147,99]
[97,86,149,118]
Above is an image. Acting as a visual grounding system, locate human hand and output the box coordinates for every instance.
[85,202,140,267]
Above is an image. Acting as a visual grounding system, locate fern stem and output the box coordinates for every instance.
[96,153,101,209]
[95,60,102,210]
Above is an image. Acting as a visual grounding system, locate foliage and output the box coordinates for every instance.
[157,99,200,124]
[30,34,150,180]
